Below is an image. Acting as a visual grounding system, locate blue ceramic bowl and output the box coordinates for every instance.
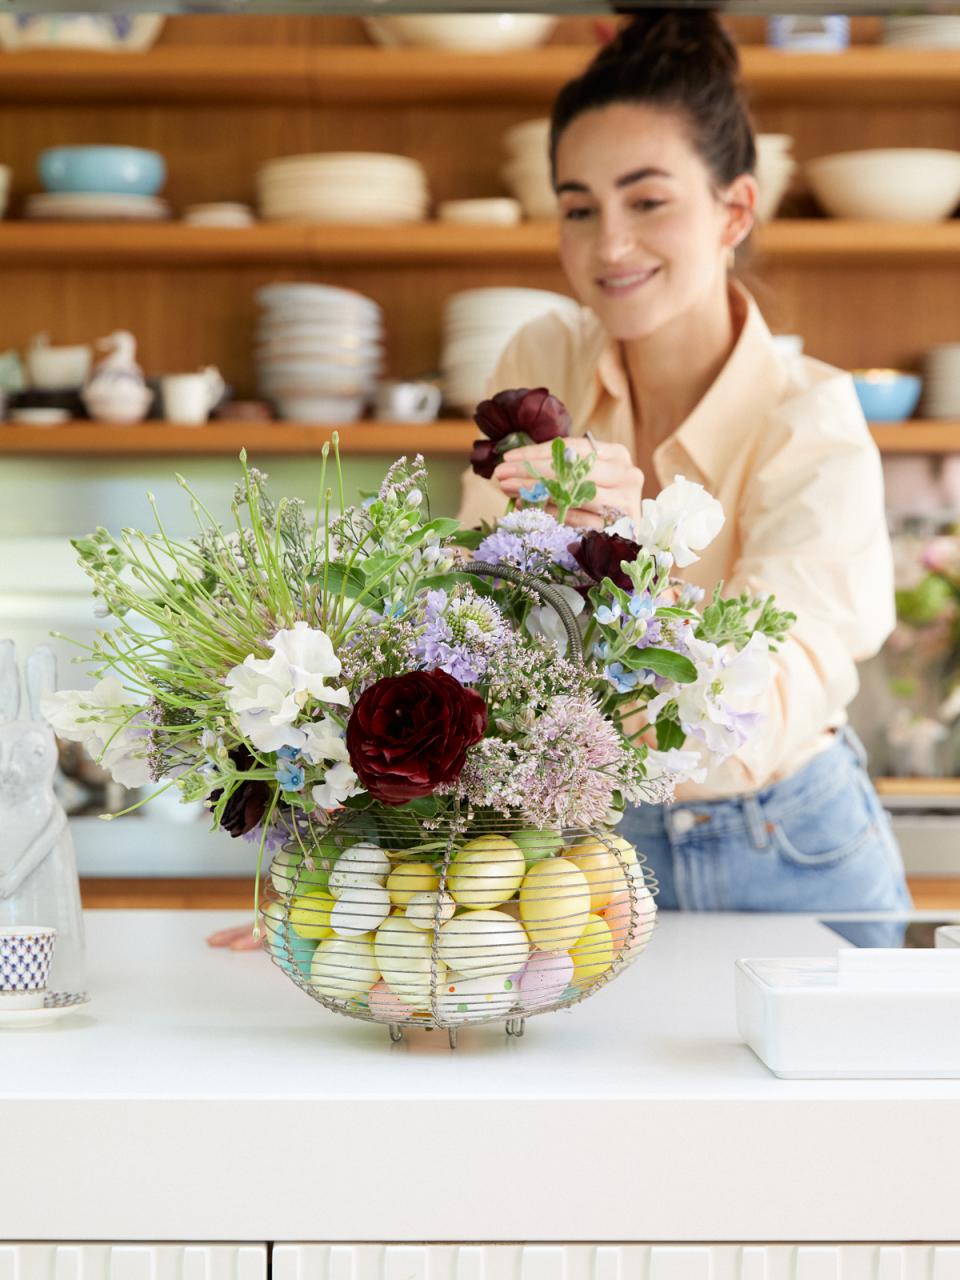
[38,146,166,197]
[851,369,923,423]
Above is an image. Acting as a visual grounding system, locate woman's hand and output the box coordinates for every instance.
[492,438,644,529]
[206,924,263,951]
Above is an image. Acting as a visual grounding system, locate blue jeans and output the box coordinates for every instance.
[619,727,913,914]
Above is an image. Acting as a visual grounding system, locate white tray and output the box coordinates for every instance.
[735,950,960,1078]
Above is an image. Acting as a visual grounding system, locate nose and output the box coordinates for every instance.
[596,207,635,264]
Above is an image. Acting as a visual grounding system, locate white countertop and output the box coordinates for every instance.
[2,909,958,1242]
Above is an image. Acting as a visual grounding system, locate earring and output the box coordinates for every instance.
[726,245,737,271]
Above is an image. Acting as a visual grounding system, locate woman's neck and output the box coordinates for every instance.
[622,276,744,448]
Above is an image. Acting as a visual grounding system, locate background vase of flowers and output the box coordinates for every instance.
[43,387,794,1043]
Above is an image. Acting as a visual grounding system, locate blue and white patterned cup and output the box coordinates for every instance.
[0,926,57,1010]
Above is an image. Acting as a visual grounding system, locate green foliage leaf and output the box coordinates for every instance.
[655,717,686,751]
[621,646,697,683]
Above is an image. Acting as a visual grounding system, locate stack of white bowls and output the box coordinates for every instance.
[755,134,796,222]
[363,14,557,50]
[441,287,579,411]
[922,346,960,420]
[501,118,555,220]
[257,153,430,224]
[255,283,384,424]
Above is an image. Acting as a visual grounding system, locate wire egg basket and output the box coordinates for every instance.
[259,561,659,1046]
[261,813,658,1047]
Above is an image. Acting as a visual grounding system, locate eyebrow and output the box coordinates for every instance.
[555,167,674,196]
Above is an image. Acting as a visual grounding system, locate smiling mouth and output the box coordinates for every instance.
[595,268,660,294]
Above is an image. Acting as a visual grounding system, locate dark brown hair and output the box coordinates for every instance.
[549,9,757,194]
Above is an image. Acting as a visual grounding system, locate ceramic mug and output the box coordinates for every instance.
[375,380,442,423]
[161,367,225,425]
[0,925,56,1010]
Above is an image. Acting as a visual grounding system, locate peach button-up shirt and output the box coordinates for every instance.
[457,281,895,801]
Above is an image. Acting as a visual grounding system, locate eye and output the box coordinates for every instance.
[562,206,594,222]
[633,199,666,212]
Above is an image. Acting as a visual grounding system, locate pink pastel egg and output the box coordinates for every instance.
[518,949,574,1010]
[367,979,413,1022]
[601,889,656,953]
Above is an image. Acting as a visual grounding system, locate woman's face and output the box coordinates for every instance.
[554,102,752,341]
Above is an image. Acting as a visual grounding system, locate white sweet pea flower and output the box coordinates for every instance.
[524,584,585,656]
[41,678,152,787]
[268,621,349,707]
[224,649,305,753]
[634,475,724,569]
[312,760,361,810]
[302,716,350,765]
[647,631,769,760]
[644,746,708,786]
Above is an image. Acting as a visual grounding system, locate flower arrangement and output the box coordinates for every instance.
[44,387,794,1037]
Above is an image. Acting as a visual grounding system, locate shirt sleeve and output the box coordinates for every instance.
[683,373,895,798]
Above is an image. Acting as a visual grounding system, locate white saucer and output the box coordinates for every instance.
[25,193,170,221]
[0,991,90,1028]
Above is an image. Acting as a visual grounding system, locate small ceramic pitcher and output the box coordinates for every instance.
[161,367,225,425]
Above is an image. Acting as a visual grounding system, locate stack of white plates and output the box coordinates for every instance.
[441,287,578,412]
[883,16,960,47]
[755,134,796,222]
[24,193,169,221]
[255,282,384,423]
[501,118,555,220]
[922,345,960,420]
[257,153,430,224]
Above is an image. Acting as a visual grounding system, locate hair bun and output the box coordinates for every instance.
[598,7,740,81]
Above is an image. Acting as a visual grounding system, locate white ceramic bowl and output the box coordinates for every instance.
[805,148,960,222]
[755,154,796,221]
[501,159,556,219]
[502,118,551,161]
[26,342,92,390]
[364,14,556,52]
[0,164,10,219]
[438,198,522,226]
[272,392,367,424]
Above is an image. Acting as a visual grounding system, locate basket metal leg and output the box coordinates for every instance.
[448,1028,458,1050]
[505,1017,526,1038]
[388,1023,404,1043]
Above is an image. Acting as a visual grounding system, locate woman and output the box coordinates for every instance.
[459,9,911,915]
[210,9,910,950]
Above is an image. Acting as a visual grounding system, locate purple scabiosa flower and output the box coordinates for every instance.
[476,508,579,574]
[412,586,508,685]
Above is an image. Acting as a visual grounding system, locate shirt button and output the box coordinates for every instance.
[672,809,697,835]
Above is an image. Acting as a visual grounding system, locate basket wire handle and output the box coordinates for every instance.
[461,560,583,662]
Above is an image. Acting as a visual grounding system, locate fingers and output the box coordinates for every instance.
[499,438,631,467]
[206,925,262,950]
[496,460,640,492]
[562,508,605,530]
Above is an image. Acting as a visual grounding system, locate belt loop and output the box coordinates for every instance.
[838,724,869,770]
[743,794,770,850]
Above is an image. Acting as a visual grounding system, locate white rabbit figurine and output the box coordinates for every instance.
[0,640,86,992]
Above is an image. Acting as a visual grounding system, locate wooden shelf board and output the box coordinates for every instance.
[2,420,957,457]
[0,46,958,105]
[0,420,477,456]
[876,776,960,797]
[4,221,960,267]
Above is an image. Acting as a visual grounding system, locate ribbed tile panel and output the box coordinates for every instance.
[0,1246,266,1280]
[273,1245,960,1280]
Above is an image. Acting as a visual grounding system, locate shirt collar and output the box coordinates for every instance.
[584,279,789,488]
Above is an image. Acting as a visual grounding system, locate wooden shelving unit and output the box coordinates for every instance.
[1,46,959,106]
[1,420,955,457]
[5,220,960,268]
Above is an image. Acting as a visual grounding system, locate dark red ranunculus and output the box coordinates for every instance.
[571,530,643,593]
[470,387,571,478]
[210,746,270,837]
[346,668,487,805]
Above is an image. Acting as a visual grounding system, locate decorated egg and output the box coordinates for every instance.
[405,889,456,931]
[600,882,657,953]
[386,862,440,907]
[328,842,390,898]
[518,949,575,1010]
[438,909,530,978]
[519,858,590,952]
[374,916,437,1008]
[288,888,336,940]
[269,847,330,896]
[510,827,563,867]
[260,901,317,979]
[367,979,413,1022]
[330,884,392,938]
[565,837,628,911]
[569,914,615,985]
[447,835,525,909]
[309,935,379,1000]
[438,971,520,1025]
